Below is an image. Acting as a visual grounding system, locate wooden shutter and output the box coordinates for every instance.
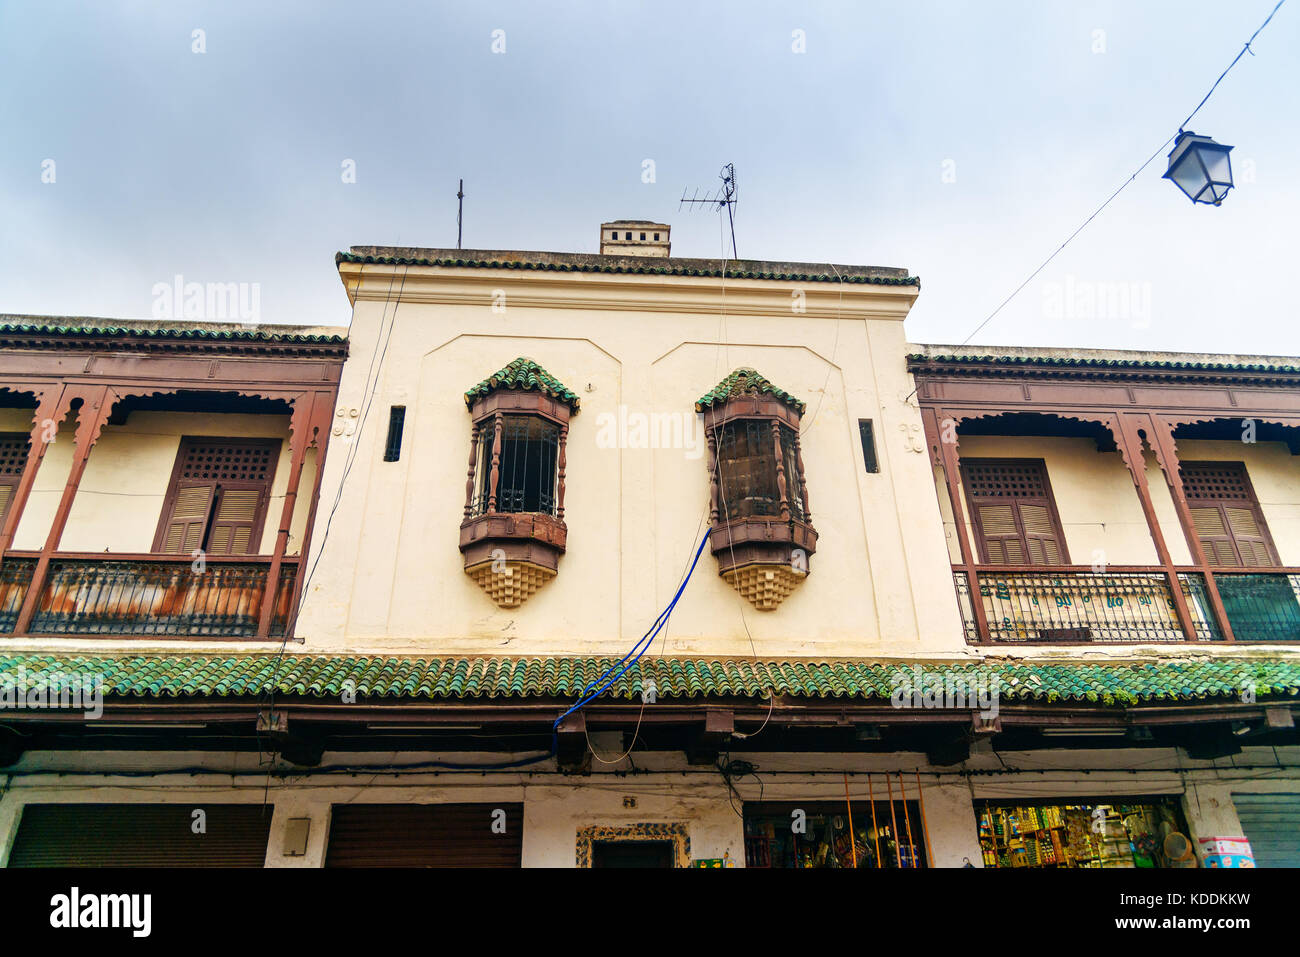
[1181,462,1279,567]
[0,433,30,528]
[962,459,1069,565]
[325,804,523,867]
[153,438,279,555]
[8,803,272,867]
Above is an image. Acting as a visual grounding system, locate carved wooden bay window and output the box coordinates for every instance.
[698,368,816,610]
[460,358,578,607]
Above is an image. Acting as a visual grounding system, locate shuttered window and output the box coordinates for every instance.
[962,459,1069,565]
[0,433,29,528]
[9,803,272,867]
[325,804,524,867]
[1181,462,1279,567]
[153,438,279,556]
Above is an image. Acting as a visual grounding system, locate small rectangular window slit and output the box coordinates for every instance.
[858,420,879,473]
[384,406,406,462]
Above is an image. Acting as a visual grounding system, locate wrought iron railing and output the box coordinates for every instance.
[954,568,1222,642]
[0,557,36,633]
[1214,573,1300,641]
[5,555,298,638]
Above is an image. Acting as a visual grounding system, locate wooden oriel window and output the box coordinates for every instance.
[0,433,29,528]
[962,458,1069,565]
[1181,461,1279,567]
[152,437,280,556]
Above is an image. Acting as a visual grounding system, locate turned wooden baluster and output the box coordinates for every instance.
[772,421,790,521]
[464,422,480,518]
[556,424,568,521]
[794,432,811,523]
[706,427,720,524]
[487,413,503,514]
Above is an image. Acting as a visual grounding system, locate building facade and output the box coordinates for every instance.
[0,239,1297,868]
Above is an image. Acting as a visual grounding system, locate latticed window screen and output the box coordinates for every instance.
[714,420,806,522]
[154,438,279,556]
[472,416,559,516]
[1181,462,1278,567]
[0,433,30,528]
[716,420,780,520]
[963,459,1068,565]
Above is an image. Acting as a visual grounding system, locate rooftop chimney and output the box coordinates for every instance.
[600,220,670,258]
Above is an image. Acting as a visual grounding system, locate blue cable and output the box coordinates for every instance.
[552,527,712,745]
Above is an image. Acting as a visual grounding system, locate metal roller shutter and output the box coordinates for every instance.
[8,803,273,867]
[325,804,523,867]
[1232,793,1300,867]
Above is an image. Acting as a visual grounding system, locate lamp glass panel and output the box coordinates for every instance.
[1170,155,1207,199]
[1203,148,1232,185]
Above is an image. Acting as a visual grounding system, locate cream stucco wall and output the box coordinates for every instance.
[936,433,1300,570]
[948,435,1159,567]
[295,264,964,656]
[2,408,315,557]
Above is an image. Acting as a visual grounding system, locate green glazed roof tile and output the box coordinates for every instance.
[0,321,345,344]
[695,368,805,414]
[465,357,580,411]
[337,251,920,287]
[2,654,1298,705]
[907,352,1300,376]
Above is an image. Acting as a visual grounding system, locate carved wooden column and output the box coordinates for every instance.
[464,422,480,519]
[771,421,790,521]
[12,385,116,635]
[0,384,68,565]
[1109,412,1202,641]
[282,389,341,641]
[794,434,811,522]
[257,391,317,639]
[556,424,568,522]
[487,412,503,514]
[706,426,720,524]
[923,407,989,640]
[1141,412,1236,641]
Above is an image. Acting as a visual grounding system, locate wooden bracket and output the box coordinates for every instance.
[1265,705,1295,730]
[687,709,735,765]
[555,711,590,774]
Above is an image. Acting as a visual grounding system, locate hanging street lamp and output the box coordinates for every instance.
[1163,130,1235,206]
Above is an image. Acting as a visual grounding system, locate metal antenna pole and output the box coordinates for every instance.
[457,179,464,250]
[680,162,740,258]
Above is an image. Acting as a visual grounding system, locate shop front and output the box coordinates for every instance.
[976,797,1197,869]
[744,800,929,869]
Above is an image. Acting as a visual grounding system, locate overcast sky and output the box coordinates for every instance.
[2,1,1296,355]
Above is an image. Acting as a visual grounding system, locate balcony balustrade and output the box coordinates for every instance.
[0,553,297,639]
[954,567,1300,643]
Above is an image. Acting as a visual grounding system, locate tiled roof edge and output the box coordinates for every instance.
[337,251,921,286]
[907,352,1300,375]
[3,653,1296,705]
[0,321,346,344]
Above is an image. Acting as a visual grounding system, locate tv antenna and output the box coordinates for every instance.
[680,163,738,258]
[456,178,465,249]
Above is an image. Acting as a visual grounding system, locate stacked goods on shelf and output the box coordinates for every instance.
[1099,811,1136,868]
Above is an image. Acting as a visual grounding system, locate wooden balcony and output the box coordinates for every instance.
[0,553,298,639]
[954,566,1300,643]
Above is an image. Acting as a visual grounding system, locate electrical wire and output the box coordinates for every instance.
[551,527,712,745]
[256,263,408,769]
[708,209,779,742]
